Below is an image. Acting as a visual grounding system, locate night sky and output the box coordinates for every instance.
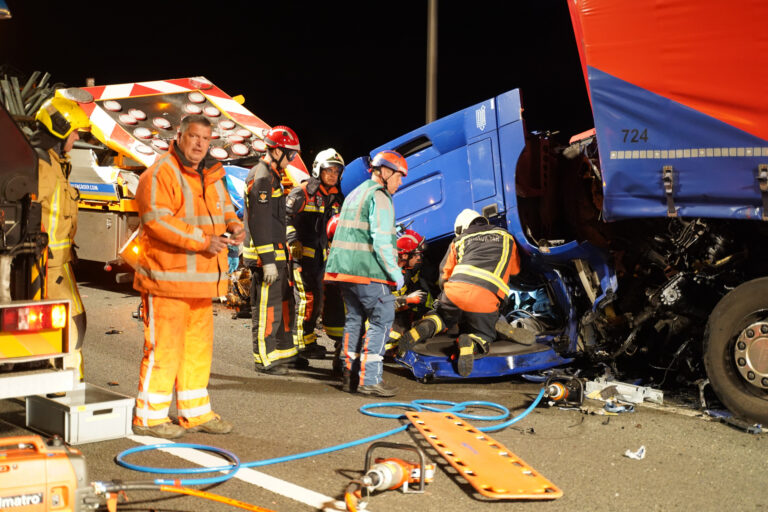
[0,1,593,164]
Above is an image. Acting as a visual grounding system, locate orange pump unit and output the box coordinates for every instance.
[0,436,93,512]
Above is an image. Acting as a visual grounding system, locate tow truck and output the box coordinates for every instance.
[342,0,768,424]
[0,100,76,399]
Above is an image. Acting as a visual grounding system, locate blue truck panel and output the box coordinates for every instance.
[590,68,768,221]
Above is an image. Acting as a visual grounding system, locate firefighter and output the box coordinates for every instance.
[31,95,91,379]
[325,150,407,397]
[286,148,344,359]
[244,125,300,375]
[132,114,244,438]
[398,209,527,376]
[386,229,439,353]
[324,214,347,377]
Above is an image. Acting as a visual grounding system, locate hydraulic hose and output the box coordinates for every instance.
[116,389,546,487]
[96,482,275,512]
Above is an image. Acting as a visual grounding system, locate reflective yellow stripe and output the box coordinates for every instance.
[452,264,510,295]
[256,245,274,254]
[424,314,444,333]
[272,189,282,198]
[256,279,269,362]
[493,233,513,276]
[468,333,489,350]
[459,345,474,355]
[293,266,307,348]
[324,325,344,337]
[302,247,316,258]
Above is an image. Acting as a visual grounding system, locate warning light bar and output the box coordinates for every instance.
[1,303,68,332]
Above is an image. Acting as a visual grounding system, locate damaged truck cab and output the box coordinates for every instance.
[343,0,768,424]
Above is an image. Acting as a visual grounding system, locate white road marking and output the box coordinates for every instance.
[129,435,352,511]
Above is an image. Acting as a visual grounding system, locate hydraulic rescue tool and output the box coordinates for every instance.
[544,372,585,406]
[344,442,435,512]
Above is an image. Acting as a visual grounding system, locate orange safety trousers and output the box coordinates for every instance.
[134,293,216,429]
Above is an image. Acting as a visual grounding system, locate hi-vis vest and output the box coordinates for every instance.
[133,146,241,298]
[36,148,79,267]
[325,179,399,285]
[441,224,520,299]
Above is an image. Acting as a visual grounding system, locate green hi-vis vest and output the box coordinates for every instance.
[325,179,398,283]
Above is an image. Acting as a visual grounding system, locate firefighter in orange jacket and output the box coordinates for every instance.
[132,115,244,439]
[398,209,521,376]
[31,94,91,379]
[243,125,301,375]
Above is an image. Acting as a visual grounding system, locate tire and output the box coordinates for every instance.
[704,277,768,424]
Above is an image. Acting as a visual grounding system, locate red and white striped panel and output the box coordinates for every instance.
[77,76,308,178]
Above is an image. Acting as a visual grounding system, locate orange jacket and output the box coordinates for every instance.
[440,224,520,313]
[133,143,242,298]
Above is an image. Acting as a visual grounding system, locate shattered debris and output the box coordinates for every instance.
[624,446,646,460]
[585,377,663,405]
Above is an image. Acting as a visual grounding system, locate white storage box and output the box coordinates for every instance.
[26,383,134,444]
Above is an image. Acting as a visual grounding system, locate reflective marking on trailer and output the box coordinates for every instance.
[129,435,352,511]
[610,147,768,159]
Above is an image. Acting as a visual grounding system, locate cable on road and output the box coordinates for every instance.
[116,388,546,486]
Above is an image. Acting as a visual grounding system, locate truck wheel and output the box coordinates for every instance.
[704,278,768,424]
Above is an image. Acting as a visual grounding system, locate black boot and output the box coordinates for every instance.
[456,334,475,377]
[342,369,359,393]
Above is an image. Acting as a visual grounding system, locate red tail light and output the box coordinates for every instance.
[1,303,68,332]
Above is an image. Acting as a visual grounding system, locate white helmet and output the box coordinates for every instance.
[454,209,486,235]
[312,148,345,179]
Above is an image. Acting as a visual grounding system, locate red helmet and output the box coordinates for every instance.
[370,150,407,177]
[397,229,425,254]
[263,125,301,151]
[326,214,340,240]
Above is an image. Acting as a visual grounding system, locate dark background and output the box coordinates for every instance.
[0,1,593,163]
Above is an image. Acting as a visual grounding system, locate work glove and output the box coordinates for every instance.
[262,263,278,285]
[394,274,405,291]
[405,290,427,306]
[289,241,303,260]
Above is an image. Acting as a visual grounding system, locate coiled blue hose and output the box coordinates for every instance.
[117,388,546,486]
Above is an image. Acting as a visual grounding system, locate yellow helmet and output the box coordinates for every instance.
[35,96,90,139]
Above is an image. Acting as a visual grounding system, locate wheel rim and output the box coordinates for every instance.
[734,321,768,390]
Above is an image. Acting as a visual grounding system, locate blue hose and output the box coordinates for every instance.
[116,443,242,486]
[117,388,546,486]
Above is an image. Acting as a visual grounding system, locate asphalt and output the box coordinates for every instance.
[1,268,766,511]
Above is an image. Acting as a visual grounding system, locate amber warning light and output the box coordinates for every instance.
[1,303,68,332]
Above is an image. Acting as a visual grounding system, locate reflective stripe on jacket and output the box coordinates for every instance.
[36,148,79,267]
[440,224,520,300]
[285,176,343,264]
[325,179,399,285]
[243,159,286,266]
[133,144,241,298]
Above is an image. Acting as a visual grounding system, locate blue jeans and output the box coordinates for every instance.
[338,281,395,386]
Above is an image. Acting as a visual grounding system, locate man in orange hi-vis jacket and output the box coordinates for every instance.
[132,115,244,439]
